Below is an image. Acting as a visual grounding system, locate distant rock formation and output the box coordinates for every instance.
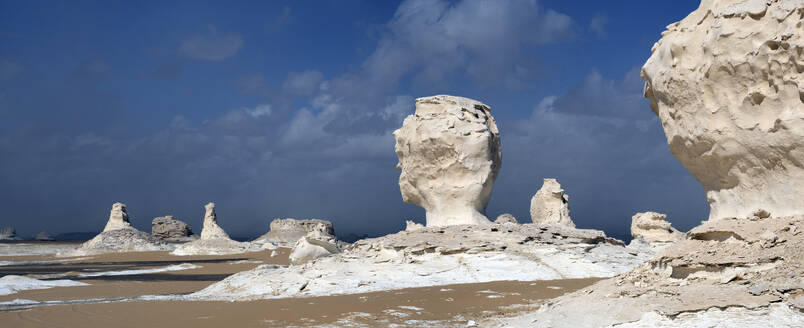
[530,179,575,228]
[288,230,341,265]
[103,202,132,232]
[171,202,263,256]
[393,95,501,227]
[0,227,19,241]
[254,218,334,247]
[151,216,195,242]
[34,231,54,241]
[630,211,682,243]
[494,213,518,224]
[70,203,171,255]
[199,202,229,240]
[405,220,424,231]
[642,0,804,221]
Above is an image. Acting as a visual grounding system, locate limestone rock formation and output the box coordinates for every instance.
[630,211,682,243]
[102,202,132,232]
[199,202,229,240]
[530,179,574,228]
[69,203,172,255]
[641,0,804,221]
[495,213,518,224]
[405,220,425,231]
[34,231,54,241]
[192,223,659,300]
[288,230,341,265]
[254,218,334,247]
[151,216,195,242]
[0,227,19,241]
[171,203,263,256]
[393,95,501,227]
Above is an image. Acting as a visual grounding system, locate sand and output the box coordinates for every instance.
[0,244,597,327]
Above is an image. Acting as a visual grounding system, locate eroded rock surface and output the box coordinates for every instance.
[102,202,132,232]
[495,214,518,224]
[393,95,501,227]
[641,0,804,221]
[530,179,574,228]
[630,211,682,243]
[288,230,341,265]
[191,223,658,300]
[151,216,195,242]
[172,203,263,256]
[254,218,334,247]
[0,227,19,241]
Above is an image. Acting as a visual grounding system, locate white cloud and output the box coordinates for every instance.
[179,25,243,61]
[590,13,608,39]
[283,70,324,96]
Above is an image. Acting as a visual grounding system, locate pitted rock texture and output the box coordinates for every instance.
[495,213,518,224]
[255,218,334,247]
[630,211,682,243]
[530,179,574,228]
[289,230,341,265]
[199,202,229,240]
[393,95,501,227]
[151,216,195,242]
[102,202,132,232]
[486,216,804,327]
[641,0,804,221]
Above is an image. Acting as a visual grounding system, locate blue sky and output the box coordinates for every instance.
[0,0,705,240]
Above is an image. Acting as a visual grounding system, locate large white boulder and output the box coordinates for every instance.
[642,0,804,221]
[254,218,334,247]
[530,178,575,228]
[393,95,502,227]
[288,230,341,265]
[102,202,132,232]
[630,211,682,243]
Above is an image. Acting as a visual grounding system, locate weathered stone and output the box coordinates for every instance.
[630,212,682,243]
[151,216,195,241]
[494,213,518,224]
[102,202,131,232]
[393,95,501,227]
[255,218,334,247]
[288,230,341,265]
[0,227,19,241]
[199,202,229,240]
[530,179,574,228]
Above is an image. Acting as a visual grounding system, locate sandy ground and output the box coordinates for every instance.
[0,243,598,327]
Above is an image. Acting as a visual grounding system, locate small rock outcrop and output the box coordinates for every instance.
[34,231,54,241]
[288,230,341,265]
[530,179,574,228]
[494,213,518,224]
[254,218,334,247]
[630,211,682,243]
[405,220,425,231]
[641,0,804,221]
[171,203,263,256]
[70,203,171,255]
[103,202,132,232]
[393,95,501,227]
[0,227,20,241]
[151,216,195,242]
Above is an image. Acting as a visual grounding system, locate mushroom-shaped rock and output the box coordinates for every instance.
[495,213,518,224]
[289,230,341,265]
[151,216,195,241]
[641,0,804,221]
[630,212,682,243]
[530,179,574,228]
[199,202,229,240]
[102,202,132,232]
[393,95,502,227]
[255,218,334,246]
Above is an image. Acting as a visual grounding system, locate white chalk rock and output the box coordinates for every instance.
[630,211,682,243]
[199,202,229,240]
[102,202,132,232]
[289,230,340,265]
[405,220,425,231]
[495,213,518,224]
[0,227,19,241]
[530,179,575,228]
[642,0,804,221]
[393,95,502,227]
[254,218,334,247]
